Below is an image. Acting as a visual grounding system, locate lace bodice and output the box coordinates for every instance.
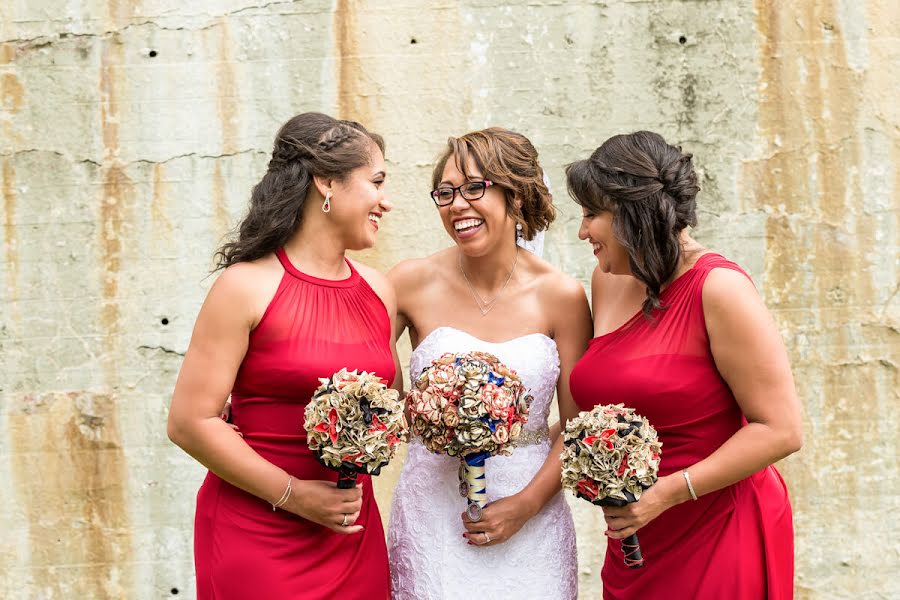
[389,326,577,600]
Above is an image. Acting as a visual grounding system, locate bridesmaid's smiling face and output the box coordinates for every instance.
[436,154,517,256]
[330,142,392,250]
[578,208,631,274]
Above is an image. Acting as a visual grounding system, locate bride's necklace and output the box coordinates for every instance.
[458,248,519,317]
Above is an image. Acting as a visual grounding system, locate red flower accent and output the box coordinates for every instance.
[617,454,629,477]
[576,478,600,500]
[313,408,339,444]
[600,428,617,450]
[341,451,363,464]
[582,435,599,447]
[369,414,388,433]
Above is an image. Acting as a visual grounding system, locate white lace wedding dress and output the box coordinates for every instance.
[388,326,578,599]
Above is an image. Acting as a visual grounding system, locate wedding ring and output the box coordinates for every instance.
[483,532,491,543]
[341,514,349,527]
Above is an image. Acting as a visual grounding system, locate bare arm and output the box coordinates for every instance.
[604,267,802,539]
[354,261,403,394]
[387,260,420,395]
[167,264,364,533]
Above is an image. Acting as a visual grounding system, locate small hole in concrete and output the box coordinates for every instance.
[410,38,417,44]
[678,36,687,44]
[170,588,179,595]
[149,49,158,57]
[161,318,169,326]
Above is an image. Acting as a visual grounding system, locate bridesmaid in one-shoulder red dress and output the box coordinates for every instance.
[565,131,802,599]
[168,113,397,599]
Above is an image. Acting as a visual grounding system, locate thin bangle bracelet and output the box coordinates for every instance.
[682,469,698,501]
[272,476,293,511]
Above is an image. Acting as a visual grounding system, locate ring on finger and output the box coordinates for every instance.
[483,532,491,543]
[341,514,349,527]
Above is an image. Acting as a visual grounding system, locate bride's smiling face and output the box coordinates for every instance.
[435,155,517,257]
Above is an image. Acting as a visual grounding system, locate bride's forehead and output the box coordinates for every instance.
[441,155,483,184]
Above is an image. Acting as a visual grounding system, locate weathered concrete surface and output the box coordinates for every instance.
[0,1,896,598]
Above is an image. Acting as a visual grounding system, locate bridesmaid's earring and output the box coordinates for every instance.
[322,191,331,213]
[515,222,523,240]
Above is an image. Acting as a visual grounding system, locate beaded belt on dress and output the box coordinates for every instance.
[513,426,550,447]
[412,427,550,449]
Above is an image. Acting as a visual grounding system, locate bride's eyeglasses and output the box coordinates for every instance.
[430,180,493,207]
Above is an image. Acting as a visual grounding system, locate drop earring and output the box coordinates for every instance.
[322,191,331,213]
[515,222,523,240]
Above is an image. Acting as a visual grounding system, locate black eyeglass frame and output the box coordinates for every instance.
[429,180,494,207]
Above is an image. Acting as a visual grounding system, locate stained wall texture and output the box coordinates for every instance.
[1,1,897,598]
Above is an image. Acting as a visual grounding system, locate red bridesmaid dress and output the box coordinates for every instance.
[569,253,794,599]
[193,248,395,599]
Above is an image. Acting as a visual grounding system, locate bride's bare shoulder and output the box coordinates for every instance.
[388,248,455,290]
[520,251,587,305]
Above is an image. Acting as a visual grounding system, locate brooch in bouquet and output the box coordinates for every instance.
[407,352,532,522]
[304,369,408,488]
[561,403,661,568]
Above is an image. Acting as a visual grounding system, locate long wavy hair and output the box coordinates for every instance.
[214,112,384,269]
[566,131,700,317]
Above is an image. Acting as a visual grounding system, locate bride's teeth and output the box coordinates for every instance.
[368,214,380,223]
[454,219,483,231]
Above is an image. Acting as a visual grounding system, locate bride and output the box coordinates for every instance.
[387,128,592,599]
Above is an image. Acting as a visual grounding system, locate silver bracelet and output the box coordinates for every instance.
[271,476,293,511]
[682,469,698,501]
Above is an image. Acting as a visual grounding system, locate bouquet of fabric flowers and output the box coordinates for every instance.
[407,351,532,521]
[560,403,661,568]
[304,368,408,488]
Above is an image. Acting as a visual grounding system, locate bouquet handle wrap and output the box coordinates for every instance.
[463,452,489,521]
[621,533,644,569]
[336,466,358,490]
[598,495,645,569]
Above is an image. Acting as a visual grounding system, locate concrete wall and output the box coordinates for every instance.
[1,1,896,598]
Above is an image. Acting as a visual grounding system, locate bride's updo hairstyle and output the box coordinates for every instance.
[566,131,700,317]
[431,127,556,242]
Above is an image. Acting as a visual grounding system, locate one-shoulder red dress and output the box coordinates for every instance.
[193,248,395,599]
[569,253,794,599]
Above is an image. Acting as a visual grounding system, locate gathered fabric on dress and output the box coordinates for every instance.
[193,248,396,599]
[569,253,794,600]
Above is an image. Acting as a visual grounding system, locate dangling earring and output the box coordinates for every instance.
[515,222,523,240]
[322,191,331,213]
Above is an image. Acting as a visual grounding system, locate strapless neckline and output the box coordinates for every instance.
[415,325,556,350]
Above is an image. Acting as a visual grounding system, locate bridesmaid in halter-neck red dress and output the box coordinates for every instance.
[192,248,395,599]
[168,113,396,600]
[570,254,795,598]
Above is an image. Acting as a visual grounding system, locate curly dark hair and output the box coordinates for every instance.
[431,127,555,241]
[566,131,700,317]
[214,112,384,269]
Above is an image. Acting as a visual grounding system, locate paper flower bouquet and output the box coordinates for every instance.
[561,403,661,568]
[407,351,532,521]
[304,368,408,488]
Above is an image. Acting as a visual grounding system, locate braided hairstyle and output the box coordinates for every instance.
[566,131,700,318]
[214,112,384,269]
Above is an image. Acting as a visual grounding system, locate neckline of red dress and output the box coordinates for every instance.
[275,247,359,288]
[589,252,716,343]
